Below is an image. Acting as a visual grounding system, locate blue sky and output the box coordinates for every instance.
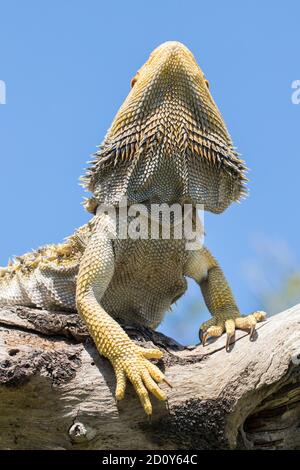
[0,1,299,344]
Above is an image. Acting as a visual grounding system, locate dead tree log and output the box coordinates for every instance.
[0,303,299,450]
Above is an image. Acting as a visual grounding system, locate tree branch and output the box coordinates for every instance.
[0,304,299,450]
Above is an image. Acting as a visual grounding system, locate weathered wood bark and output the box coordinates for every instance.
[0,304,299,450]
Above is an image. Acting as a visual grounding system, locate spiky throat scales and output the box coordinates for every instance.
[83,41,246,214]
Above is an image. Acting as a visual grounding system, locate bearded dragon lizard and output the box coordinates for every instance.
[0,42,266,415]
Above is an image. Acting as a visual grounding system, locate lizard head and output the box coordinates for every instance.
[82,41,247,214]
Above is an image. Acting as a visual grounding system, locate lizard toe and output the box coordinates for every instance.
[235,311,266,339]
[199,312,267,349]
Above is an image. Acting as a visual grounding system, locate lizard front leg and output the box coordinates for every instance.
[76,217,167,415]
[185,247,266,349]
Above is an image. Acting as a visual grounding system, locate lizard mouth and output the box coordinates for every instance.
[82,42,247,214]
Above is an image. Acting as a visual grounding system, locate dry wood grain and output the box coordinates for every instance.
[0,304,299,450]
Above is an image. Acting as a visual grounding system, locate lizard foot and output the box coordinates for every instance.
[112,345,167,415]
[199,311,266,351]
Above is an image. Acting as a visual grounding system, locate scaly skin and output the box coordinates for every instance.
[0,42,266,415]
[82,42,247,213]
[185,248,266,350]
[76,216,167,415]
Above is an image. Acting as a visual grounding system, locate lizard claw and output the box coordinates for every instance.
[225,334,232,351]
[163,378,173,388]
[235,311,266,341]
[225,319,235,351]
[199,323,224,346]
[250,324,256,340]
[199,329,208,347]
[113,345,167,415]
[199,312,267,350]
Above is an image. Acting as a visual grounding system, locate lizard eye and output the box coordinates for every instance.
[131,72,139,88]
[204,78,210,89]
